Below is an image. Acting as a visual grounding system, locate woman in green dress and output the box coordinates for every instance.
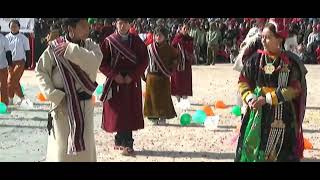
[235,19,308,162]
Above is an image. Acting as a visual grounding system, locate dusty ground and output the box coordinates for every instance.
[0,64,319,162]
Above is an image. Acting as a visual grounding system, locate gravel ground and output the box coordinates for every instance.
[0,64,319,162]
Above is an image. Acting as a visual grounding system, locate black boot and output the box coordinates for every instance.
[148,117,160,125]
[122,132,135,156]
[176,96,181,102]
[122,138,135,156]
[114,132,125,150]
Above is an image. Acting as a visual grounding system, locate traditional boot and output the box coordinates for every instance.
[114,133,125,150]
[122,139,135,157]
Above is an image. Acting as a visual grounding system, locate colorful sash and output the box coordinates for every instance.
[177,43,186,71]
[177,42,194,71]
[240,87,265,162]
[147,42,171,78]
[100,33,137,102]
[107,33,137,64]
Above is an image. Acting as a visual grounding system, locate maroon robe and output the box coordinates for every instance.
[170,33,193,96]
[99,32,148,132]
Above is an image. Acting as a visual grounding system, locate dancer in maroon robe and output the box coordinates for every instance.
[99,18,148,156]
[171,23,194,102]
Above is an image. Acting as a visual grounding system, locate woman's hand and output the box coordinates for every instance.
[251,96,266,109]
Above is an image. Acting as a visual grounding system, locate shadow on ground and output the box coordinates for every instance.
[135,150,235,159]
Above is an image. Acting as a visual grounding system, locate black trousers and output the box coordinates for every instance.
[115,131,134,148]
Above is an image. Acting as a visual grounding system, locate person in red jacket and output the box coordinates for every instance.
[144,30,154,46]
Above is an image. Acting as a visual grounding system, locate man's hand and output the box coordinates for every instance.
[124,75,133,84]
[56,42,69,57]
[114,74,125,84]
